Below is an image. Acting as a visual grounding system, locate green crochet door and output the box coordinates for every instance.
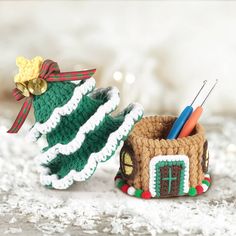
[149,155,189,198]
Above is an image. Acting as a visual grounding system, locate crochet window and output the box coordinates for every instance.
[120,145,136,179]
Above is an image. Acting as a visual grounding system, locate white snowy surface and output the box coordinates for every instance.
[0,115,236,236]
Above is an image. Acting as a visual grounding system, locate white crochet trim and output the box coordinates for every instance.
[149,155,189,197]
[36,86,121,165]
[39,103,143,189]
[28,78,96,141]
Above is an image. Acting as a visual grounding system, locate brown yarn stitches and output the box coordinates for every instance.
[125,115,206,191]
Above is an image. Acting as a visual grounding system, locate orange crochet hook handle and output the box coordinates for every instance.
[178,79,218,138]
[178,106,203,138]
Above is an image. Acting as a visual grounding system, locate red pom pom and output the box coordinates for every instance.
[121,184,129,193]
[204,177,211,183]
[141,191,152,199]
[196,185,204,195]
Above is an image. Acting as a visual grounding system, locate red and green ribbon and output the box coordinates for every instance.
[8,60,96,133]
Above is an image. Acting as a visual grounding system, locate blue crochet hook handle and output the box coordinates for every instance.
[167,80,207,140]
[167,106,193,139]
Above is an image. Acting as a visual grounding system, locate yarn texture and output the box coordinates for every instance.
[30,78,143,189]
[116,115,211,199]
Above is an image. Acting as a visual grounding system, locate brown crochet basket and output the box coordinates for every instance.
[115,115,211,199]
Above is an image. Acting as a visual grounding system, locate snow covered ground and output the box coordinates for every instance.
[0,113,235,236]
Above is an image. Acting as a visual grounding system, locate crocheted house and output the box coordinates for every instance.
[115,116,211,199]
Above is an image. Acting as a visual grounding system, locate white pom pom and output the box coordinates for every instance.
[127,186,136,196]
[205,173,210,178]
[202,183,208,192]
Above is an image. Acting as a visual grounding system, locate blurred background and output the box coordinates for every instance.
[0,1,236,120]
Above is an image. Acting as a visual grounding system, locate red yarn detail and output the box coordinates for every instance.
[115,175,122,181]
[141,191,152,199]
[196,185,204,194]
[204,177,211,183]
[121,184,129,193]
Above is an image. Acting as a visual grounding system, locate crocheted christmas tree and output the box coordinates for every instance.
[8,57,143,189]
[28,76,143,189]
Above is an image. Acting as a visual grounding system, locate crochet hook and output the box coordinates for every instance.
[178,79,218,138]
[167,80,207,140]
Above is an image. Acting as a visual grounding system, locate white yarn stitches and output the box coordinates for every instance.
[39,103,143,189]
[36,86,121,164]
[29,77,143,189]
[28,78,96,141]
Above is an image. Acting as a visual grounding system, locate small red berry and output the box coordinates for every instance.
[141,191,152,199]
[121,184,129,193]
[196,185,204,194]
[204,177,211,183]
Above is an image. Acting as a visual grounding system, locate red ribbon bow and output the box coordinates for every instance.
[8,60,96,133]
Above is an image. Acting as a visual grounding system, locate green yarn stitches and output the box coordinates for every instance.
[45,95,104,149]
[34,81,76,123]
[33,79,143,188]
[46,115,125,178]
[154,160,186,197]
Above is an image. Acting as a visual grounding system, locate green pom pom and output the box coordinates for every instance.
[189,187,197,196]
[117,179,125,188]
[135,189,143,198]
[202,180,210,186]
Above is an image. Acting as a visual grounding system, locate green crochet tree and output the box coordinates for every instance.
[30,78,143,189]
[8,56,143,189]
